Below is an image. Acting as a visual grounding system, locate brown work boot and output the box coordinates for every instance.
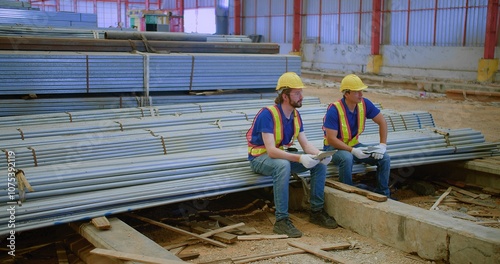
[273,218,302,238]
[310,209,338,229]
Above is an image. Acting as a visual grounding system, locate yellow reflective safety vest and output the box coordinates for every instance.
[247,105,301,157]
[323,99,366,147]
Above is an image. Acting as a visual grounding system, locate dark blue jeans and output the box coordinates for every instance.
[325,144,391,197]
[250,154,328,221]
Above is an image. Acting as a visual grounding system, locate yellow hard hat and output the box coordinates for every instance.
[340,74,367,92]
[275,72,305,92]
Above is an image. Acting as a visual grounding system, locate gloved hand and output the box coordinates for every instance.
[351,147,370,159]
[371,143,387,160]
[299,154,320,168]
[320,155,332,165]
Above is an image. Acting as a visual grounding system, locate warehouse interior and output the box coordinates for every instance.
[0,0,499,263]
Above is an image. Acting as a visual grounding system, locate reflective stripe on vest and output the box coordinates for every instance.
[246,105,301,157]
[323,99,366,147]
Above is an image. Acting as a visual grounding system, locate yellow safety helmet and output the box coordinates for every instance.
[339,74,367,92]
[275,72,305,93]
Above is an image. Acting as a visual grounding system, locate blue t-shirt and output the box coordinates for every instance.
[248,104,304,160]
[323,98,380,140]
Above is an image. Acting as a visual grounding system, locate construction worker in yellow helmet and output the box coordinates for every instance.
[246,72,338,238]
[322,74,392,197]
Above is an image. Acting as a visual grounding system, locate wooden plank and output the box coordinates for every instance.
[232,242,351,264]
[126,214,227,248]
[451,186,480,199]
[176,251,199,261]
[70,217,182,263]
[237,234,288,240]
[163,241,199,251]
[56,241,69,264]
[90,248,187,264]
[190,225,238,244]
[482,187,500,196]
[208,215,260,234]
[65,235,120,264]
[453,196,497,208]
[193,222,245,238]
[325,179,387,202]
[288,241,354,264]
[430,187,453,210]
[91,216,111,230]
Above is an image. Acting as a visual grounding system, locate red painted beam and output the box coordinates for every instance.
[371,0,382,54]
[292,0,301,52]
[234,0,241,35]
[177,0,184,32]
[484,0,499,59]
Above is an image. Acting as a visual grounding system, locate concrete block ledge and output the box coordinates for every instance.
[323,187,500,264]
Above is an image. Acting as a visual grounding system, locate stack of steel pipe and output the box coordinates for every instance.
[104,31,252,42]
[0,96,143,117]
[0,97,318,128]
[0,36,279,54]
[0,98,497,235]
[0,25,134,39]
[0,102,437,168]
[0,51,300,95]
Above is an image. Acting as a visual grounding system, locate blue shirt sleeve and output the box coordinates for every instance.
[364,98,380,119]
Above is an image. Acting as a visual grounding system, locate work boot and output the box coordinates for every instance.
[273,218,302,238]
[310,209,338,229]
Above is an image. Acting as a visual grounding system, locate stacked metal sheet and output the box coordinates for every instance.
[0,98,497,235]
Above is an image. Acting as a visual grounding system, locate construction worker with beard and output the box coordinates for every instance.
[246,72,338,238]
[322,74,391,197]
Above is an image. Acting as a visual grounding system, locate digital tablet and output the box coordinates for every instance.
[362,146,381,154]
[314,150,336,160]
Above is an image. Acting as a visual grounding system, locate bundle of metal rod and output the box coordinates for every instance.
[0,36,279,53]
[0,25,135,39]
[0,51,300,95]
[0,97,320,134]
[0,99,498,235]
[0,109,443,174]
[0,149,271,234]
[0,127,498,235]
[0,96,143,117]
[151,91,277,106]
[104,31,251,42]
[0,8,97,28]
[0,92,277,118]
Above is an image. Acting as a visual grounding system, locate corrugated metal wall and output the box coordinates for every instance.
[228,0,492,47]
[26,0,493,47]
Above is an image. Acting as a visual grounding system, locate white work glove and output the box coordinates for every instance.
[351,147,370,159]
[371,143,387,160]
[299,154,320,169]
[320,155,332,165]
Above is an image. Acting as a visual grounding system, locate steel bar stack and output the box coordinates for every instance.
[0,98,498,235]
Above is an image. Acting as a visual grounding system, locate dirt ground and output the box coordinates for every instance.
[2,75,499,264]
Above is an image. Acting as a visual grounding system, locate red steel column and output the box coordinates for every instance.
[234,0,242,35]
[292,0,302,52]
[117,0,121,27]
[177,0,184,32]
[484,0,499,59]
[371,0,382,54]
